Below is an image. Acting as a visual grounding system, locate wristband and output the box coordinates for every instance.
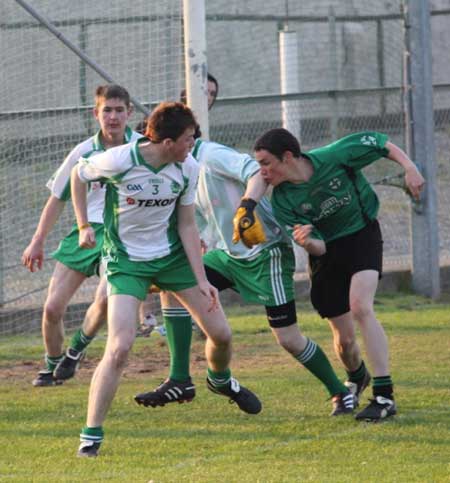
[240,198,257,210]
[78,223,91,231]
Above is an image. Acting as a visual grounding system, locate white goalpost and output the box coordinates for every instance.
[183,0,209,140]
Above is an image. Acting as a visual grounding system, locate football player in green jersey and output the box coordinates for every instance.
[235,128,424,422]
[136,138,357,418]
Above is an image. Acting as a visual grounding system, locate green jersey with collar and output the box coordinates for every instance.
[47,126,142,223]
[77,137,199,262]
[271,131,389,243]
[193,139,290,259]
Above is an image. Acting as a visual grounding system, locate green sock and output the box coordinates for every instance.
[347,360,367,383]
[294,338,347,397]
[163,307,192,382]
[80,426,104,443]
[70,328,95,353]
[207,367,231,389]
[373,375,394,399]
[45,354,63,372]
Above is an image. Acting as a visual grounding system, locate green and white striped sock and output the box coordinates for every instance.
[295,338,347,397]
[80,426,104,444]
[207,368,232,389]
[70,329,95,353]
[45,354,64,372]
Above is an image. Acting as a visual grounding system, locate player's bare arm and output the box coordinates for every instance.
[242,171,269,203]
[385,141,425,200]
[292,224,326,256]
[70,166,96,249]
[177,202,219,311]
[22,195,65,272]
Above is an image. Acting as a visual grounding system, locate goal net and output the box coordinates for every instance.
[0,0,184,337]
[205,1,413,272]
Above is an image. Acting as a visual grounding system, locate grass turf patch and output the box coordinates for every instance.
[1,293,450,482]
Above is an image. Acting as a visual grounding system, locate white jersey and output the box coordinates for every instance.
[193,139,290,259]
[77,138,199,262]
[47,126,142,223]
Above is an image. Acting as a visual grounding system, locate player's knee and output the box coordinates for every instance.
[43,298,66,323]
[107,342,132,369]
[93,293,108,318]
[266,300,298,353]
[277,335,299,354]
[350,299,374,322]
[272,324,303,354]
[205,323,232,347]
[335,332,356,354]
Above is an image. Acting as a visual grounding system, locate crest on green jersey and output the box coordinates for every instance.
[300,203,312,213]
[170,181,182,194]
[329,177,342,190]
[360,135,377,146]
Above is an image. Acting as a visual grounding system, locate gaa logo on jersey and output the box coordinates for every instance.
[170,181,181,194]
[360,135,377,146]
[329,178,341,190]
[126,183,143,191]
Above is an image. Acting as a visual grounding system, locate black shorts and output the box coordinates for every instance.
[309,220,383,319]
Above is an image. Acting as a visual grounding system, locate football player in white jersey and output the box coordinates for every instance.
[72,102,261,458]
[134,73,219,338]
[22,85,142,386]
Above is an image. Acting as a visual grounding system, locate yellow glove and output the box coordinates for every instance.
[232,198,266,248]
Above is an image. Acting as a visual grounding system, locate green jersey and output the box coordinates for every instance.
[271,131,389,243]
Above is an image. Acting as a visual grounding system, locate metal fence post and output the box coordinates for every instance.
[406,0,440,298]
[328,7,339,139]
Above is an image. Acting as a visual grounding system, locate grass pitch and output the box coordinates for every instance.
[1,293,450,482]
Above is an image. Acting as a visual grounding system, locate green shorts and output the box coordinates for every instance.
[203,243,295,306]
[104,247,197,301]
[52,223,104,277]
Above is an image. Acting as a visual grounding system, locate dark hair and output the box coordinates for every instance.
[207,72,219,108]
[135,104,205,138]
[179,72,219,110]
[254,128,301,160]
[135,118,147,135]
[145,102,197,142]
[193,123,202,139]
[95,84,131,108]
